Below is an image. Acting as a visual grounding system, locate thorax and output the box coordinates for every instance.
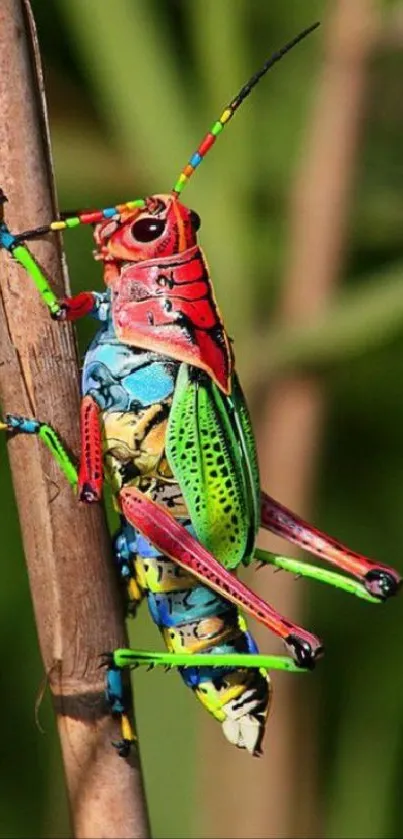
[81,304,182,502]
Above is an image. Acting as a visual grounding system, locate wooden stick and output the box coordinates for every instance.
[0,3,150,837]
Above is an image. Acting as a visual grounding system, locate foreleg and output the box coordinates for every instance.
[118,486,323,668]
[78,395,104,502]
[0,217,106,322]
[2,400,104,503]
[52,291,99,322]
[260,491,401,601]
[0,414,77,486]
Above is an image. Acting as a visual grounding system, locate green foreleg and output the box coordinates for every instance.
[12,244,60,316]
[0,215,59,315]
[0,415,78,487]
[37,423,78,487]
[253,548,380,604]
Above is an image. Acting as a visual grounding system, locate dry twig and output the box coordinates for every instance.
[0,3,150,836]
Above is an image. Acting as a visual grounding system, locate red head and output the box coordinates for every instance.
[93,194,201,285]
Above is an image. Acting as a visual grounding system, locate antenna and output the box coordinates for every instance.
[12,22,320,243]
[172,22,320,197]
[13,199,146,244]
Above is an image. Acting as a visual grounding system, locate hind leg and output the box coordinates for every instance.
[260,491,401,601]
[119,485,323,668]
[106,523,305,758]
[252,549,381,603]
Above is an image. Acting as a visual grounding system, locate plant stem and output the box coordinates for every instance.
[0,3,150,836]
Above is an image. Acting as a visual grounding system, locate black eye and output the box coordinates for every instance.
[131,217,165,242]
[190,210,201,232]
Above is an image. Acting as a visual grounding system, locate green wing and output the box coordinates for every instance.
[231,372,260,539]
[166,363,260,569]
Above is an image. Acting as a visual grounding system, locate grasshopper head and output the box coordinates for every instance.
[93,194,201,285]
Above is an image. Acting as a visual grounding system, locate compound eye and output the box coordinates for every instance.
[131,217,165,242]
[190,210,201,232]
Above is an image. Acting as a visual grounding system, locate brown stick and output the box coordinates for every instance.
[199,2,377,838]
[0,3,150,837]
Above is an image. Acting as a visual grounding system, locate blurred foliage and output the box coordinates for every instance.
[1,1,403,837]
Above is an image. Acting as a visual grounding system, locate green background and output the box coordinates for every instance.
[1,1,403,837]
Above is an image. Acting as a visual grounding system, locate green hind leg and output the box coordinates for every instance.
[104,649,308,672]
[252,549,380,603]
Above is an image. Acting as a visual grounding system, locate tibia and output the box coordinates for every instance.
[253,548,379,603]
[112,648,307,672]
[260,491,401,601]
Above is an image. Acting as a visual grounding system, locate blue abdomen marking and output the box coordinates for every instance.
[180,633,260,688]
[147,585,235,628]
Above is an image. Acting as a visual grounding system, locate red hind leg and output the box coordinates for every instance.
[260,491,401,601]
[119,485,323,669]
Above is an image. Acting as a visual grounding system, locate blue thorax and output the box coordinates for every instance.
[81,290,178,411]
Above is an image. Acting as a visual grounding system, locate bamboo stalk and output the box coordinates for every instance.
[0,3,150,837]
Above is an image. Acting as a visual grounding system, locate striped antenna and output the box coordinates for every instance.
[14,198,146,243]
[172,21,320,197]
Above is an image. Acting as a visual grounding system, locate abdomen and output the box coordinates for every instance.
[85,339,270,754]
[121,520,271,756]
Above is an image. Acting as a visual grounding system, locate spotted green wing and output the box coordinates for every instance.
[166,363,260,569]
[231,371,261,540]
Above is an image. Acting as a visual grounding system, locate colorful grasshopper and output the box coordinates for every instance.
[0,22,400,758]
